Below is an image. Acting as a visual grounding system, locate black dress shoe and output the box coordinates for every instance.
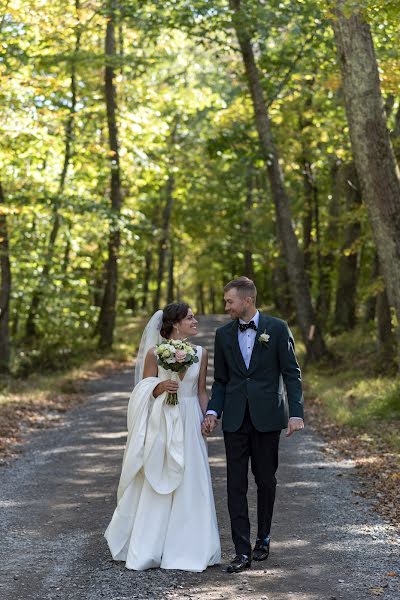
[253,537,270,561]
[226,554,251,573]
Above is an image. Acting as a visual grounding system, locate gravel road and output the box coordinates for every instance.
[0,315,399,600]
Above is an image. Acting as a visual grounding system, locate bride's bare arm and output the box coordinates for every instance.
[198,348,209,415]
[142,348,179,397]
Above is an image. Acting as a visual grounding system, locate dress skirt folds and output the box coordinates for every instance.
[104,346,221,571]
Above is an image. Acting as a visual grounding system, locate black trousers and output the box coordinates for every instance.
[224,403,281,556]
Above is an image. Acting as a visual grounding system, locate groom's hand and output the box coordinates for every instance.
[286,417,304,437]
[202,414,218,436]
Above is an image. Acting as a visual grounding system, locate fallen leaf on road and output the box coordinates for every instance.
[369,588,385,596]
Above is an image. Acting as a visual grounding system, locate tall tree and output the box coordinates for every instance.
[229,0,328,361]
[243,163,255,279]
[153,174,175,311]
[298,79,315,277]
[167,243,175,304]
[332,0,400,362]
[364,251,379,324]
[333,162,362,332]
[98,0,123,349]
[0,180,11,373]
[376,265,396,367]
[317,162,341,325]
[141,249,153,310]
[25,0,81,338]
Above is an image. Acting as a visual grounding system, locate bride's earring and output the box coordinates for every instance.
[173,324,180,337]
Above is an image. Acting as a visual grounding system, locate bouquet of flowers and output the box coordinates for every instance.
[154,339,199,405]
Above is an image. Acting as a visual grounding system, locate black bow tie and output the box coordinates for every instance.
[239,320,257,332]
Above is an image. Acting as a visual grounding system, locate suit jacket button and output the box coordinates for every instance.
[246,377,250,381]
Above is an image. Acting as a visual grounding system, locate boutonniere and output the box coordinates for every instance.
[258,330,270,346]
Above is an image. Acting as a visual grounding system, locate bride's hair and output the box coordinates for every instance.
[160,302,190,339]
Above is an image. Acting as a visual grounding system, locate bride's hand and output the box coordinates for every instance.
[153,379,179,397]
[201,414,217,436]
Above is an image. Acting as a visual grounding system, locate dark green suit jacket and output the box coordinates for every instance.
[207,313,304,432]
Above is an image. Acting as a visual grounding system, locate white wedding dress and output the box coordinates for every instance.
[104,345,221,571]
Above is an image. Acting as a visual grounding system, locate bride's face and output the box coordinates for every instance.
[174,308,198,338]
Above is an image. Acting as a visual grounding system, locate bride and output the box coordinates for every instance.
[104,302,221,571]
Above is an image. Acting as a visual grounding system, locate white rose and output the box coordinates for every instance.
[259,333,270,344]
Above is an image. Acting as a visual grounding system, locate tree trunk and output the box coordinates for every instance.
[25,0,81,338]
[197,282,205,315]
[332,1,400,364]
[313,182,324,314]
[243,164,255,279]
[376,284,395,366]
[97,0,123,349]
[125,282,136,313]
[230,0,328,360]
[302,161,313,276]
[93,262,106,309]
[299,83,315,277]
[25,207,61,338]
[61,224,71,288]
[167,243,174,304]
[141,249,152,310]
[153,174,174,312]
[209,286,216,314]
[0,180,11,373]
[317,162,340,325]
[391,102,400,162]
[371,251,395,366]
[333,163,362,332]
[364,251,379,323]
[271,258,294,319]
[363,252,395,366]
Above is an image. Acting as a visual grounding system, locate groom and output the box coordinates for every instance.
[202,277,304,573]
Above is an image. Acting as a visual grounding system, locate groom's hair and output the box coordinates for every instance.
[224,277,257,300]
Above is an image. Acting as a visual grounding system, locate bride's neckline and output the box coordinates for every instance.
[180,343,198,381]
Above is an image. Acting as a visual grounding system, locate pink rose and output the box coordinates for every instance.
[175,350,186,363]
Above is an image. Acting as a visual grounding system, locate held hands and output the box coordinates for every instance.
[154,379,179,398]
[286,417,305,437]
[201,415,303,436]
[201,414,218,436]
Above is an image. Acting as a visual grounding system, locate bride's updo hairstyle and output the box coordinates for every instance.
[160,302,190,339]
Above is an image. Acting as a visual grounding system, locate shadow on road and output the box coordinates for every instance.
[0,315,398,600]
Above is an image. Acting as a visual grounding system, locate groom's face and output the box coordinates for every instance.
[224,288,250,320]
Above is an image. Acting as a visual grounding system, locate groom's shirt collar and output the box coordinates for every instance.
[239,310,259,326]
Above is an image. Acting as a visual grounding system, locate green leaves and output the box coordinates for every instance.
[1,0,399,371]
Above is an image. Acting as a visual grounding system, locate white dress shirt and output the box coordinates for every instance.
[238,310,259,369]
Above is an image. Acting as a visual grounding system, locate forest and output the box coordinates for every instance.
[0,0,400,380]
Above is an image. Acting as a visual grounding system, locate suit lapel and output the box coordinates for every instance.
[230,320,248,374]
[247,313,267,376]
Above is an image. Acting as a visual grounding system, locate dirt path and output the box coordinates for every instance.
[0,316,399,600]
